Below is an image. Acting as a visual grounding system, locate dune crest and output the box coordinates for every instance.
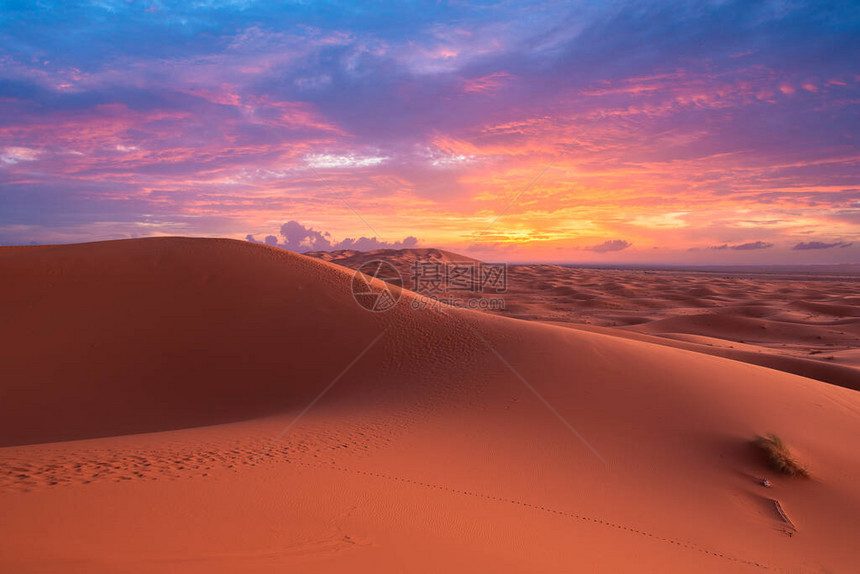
[307,249,860,388]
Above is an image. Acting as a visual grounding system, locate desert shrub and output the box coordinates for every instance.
[754,434,808,477]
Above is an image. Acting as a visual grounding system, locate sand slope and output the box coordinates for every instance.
[2,238,859,572]
[306,250,860,387]
[0,238,404,445]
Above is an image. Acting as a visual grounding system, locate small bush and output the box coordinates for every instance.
[754,434,808,477]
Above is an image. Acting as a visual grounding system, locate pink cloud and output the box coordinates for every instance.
[462,71,513,94]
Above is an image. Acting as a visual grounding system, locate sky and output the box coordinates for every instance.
[0,0,858,264]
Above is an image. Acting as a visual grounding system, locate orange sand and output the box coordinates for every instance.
[1,238,859,572]
[309,249,860,388]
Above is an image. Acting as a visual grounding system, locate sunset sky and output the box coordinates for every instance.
[1,1,858,263]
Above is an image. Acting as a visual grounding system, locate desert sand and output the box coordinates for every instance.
[310,249,860,389]
[2,238,859,573]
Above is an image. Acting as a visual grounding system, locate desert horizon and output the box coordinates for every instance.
[2,1,859,572]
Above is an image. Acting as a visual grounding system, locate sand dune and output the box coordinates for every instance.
[308,251,860,387]
[305,247,478,267]
[2,238,859,572]
[0,238,397,446]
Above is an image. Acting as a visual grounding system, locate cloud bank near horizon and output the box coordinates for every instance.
[793,240,854,250]
[247,220,418,253]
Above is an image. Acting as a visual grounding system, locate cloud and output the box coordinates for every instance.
[731,241,774,250]
[277,220,333,251]
[429,152,475,167]
[247,220,418,252]
[334,236,419,250]
[1,147,40,165]
[793,240,853,250]
[305,154,388,169]
[585,239,631,253]
[246,221,332,251]
[462,72,513,94]
[708,241,774,251]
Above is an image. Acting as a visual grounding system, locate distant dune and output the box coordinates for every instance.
[2,238,859,572]
[304,247,480,267]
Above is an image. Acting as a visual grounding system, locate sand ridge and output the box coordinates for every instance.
[308,250,860,388]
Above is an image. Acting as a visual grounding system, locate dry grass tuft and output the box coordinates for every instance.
[754,434,809,477]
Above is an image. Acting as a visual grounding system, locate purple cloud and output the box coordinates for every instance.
[709,241,774,251]
[793,240,853,250]
[586,239,632,253]
[248,220,418,252]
